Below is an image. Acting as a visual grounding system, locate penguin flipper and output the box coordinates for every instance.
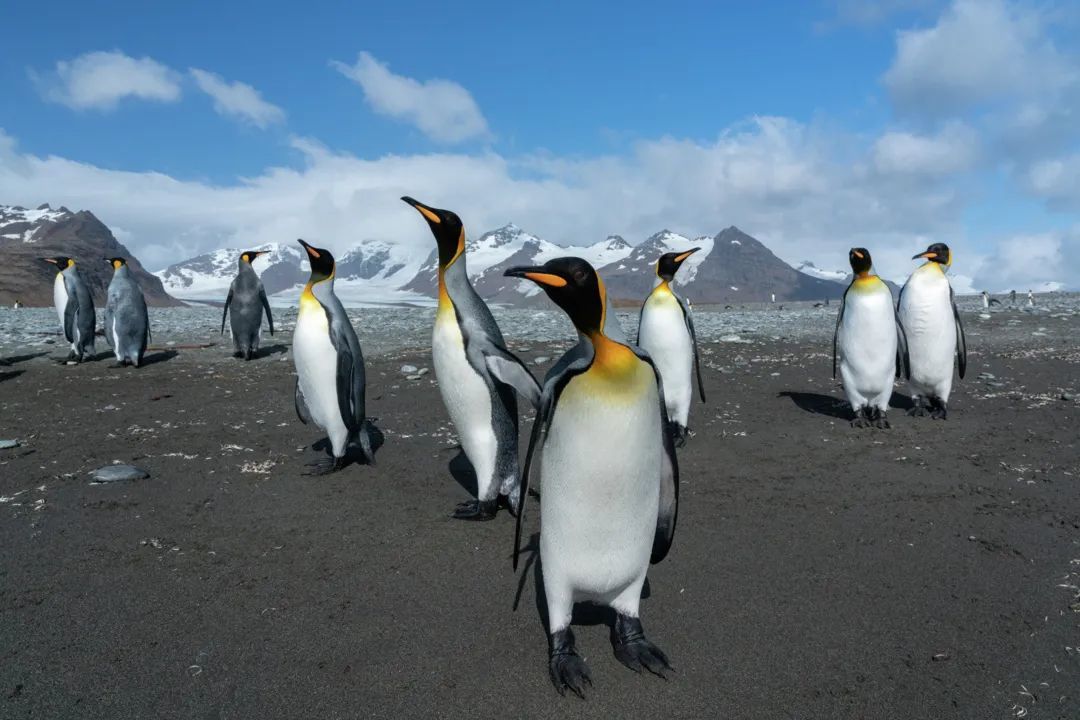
[103,304,114,348]
[951,287,967,379]
[894,305,911,380]
[833,284,850,380]
[483,348,541,409]
[62,278,78,344]
[677,295,706,403]
[294,378,312,425]
[259,286,274,335]
[221,289,233,335]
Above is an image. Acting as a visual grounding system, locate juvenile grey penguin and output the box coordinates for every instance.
[897,242,967,419]
[43,256,96,362]
[506,257,679,698]
[637,248,705,446]
[402,197,540,520]
[221,249,274,360]
[833,248,908,428]
[104,257,150,367]
[292,239,374,474]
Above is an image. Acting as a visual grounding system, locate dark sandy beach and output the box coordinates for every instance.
[1,307,1078,719]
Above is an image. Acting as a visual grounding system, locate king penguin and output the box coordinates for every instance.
[43,256,96,362]
[897,242,967,419]
[505,257,679,698]
[104,257,150,367]
[402,197,541,520]
[637,248,705,446]
[292,239,374,473]
[222,250,275,360]
[833,248,908,428]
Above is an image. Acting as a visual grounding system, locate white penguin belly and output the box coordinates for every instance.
[294,303,349,453]
[432,311,498,498]
[839,286,896,403]
[638,293,693,426]
[540,363,661,602]
[900,270,955,396]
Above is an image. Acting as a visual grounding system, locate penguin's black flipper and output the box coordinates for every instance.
[259,286,274,335]
[483,348,541,409]
[221,288,233,335]
[894,306,911,380]
[62,290,78,344]
[676,295,706,403]
[103,304,114,348]
[951,287,967,379]
[294,378,312,425]
[833,283,850,380]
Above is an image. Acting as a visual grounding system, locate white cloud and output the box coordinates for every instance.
[33,51,182,110]
[331,52,490,144]
[873,122,979,176]
[883,0,1075,117]
[189,69,285,128]
[973,230,1080,292]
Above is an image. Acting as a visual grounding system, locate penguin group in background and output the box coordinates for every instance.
[43,256,96,362]
[898,243,966,419]
[637,248,705,446]
[402,197,540,520]
[506,257,678,698]
[222,250,274,360]
[104,257,150,367]
[292,239,375,473]
[833,248,908,428]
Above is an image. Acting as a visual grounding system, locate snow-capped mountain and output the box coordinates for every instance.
[0,204,179,307]
[796,261,848,283]
[155,243,305,300]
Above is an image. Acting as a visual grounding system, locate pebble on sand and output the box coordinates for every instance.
[90,465,150,483]
[400,364,418,374]
[533,356,550,365]
[0,439,20,449]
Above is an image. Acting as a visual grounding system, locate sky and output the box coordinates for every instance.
[1,0,1079,292]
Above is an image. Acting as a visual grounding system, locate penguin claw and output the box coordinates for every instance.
[303,456,346,476]
[873,415,891,429]
[451,499,497,521]
[549,629,592,698]
[613,614,672,678]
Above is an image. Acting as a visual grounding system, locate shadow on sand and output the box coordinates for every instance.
[779,390,915,419]
[308,421,386,470]
[0,351,48,366]
[0,370,24,383]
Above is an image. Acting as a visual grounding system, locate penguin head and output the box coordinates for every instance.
[297,239,335,282]
[505,257,605,336]
[913,242,951,266]
[401,196,465,268]
[106,257,127,270]
[43,256,74,270]
[848,247,872,275]
[239,250,268,265]
[656,247,700,282]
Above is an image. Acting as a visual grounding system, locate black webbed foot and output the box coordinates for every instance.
[303,455,346,476]
[929,398,948,420]
[668,422,689,448]
[549,628,592,698]
[907,397,930,417]
[452,498,497,521]
[873,411,891,429]
[851,408,871,428]
[612,614,672,678]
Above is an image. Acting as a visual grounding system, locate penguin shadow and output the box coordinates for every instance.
[308,421,386,468]
[887,391,915,411]
[0,370,24,383]
[254,344,289,359]
[448,450,478,498]
[778,390,915,420]
[512,532,653,642]
[137,350,179,367]
[0,351,48,366]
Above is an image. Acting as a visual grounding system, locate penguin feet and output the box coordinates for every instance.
[303,455,346,476]
[929,398,948,420]
[612,614,672,678]
[872,410,891,429]
[549,628,592,698]
[669,423,689,448]
[850,408,871,428]
[451,498,497,521]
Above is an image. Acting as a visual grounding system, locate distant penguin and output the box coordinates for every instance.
[402,197,540,520]
[292,239,374,473]
[506,257,678,697]
[222,250,274,360]
[981,291,989,309]
[833,248,908,428]
[104,258,150,367]
[1010,290,1017,304]
[897,243,967,419]
[43,257,95,362]
[1027,290,1034,307]
[637,248,705,446]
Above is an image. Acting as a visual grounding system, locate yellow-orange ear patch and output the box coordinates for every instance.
[304,246,321,259]
[852,250,864,259]
[524,272,568,288]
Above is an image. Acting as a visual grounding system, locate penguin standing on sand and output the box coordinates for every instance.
[833,248,908,428]
[897,242,966,419]
[637,248,705,446]
[222,250,274,360]
[43,256,95,362]
[506,257,679,698]
[402,197,540,520]
[292,239,374,473]
[104,258,150,367]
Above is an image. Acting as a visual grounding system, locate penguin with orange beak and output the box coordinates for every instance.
[222,249,275,360]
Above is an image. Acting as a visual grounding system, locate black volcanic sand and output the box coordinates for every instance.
[1,327,1079,719]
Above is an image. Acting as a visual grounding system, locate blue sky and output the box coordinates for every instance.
[1,0,1078,290]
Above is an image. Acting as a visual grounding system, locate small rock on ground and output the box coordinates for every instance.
[90,465,150,483]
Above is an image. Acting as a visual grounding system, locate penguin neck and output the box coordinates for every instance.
[586,331,638,377]
[437,255,467,318]
[652,278,674,296]
[239,261,257,276]
[301,274,333,313]
[852,271,880,290]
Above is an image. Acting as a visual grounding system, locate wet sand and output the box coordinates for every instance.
[1,310,1079,719]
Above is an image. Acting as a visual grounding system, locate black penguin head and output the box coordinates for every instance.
[914,242,951,266]
[656,247,700,281]
[106,257,127,270]
[848,248,872,275]
[401,196,465,268]
[297,239,335,281]
[43,256,73,270]
[505,257,605,336]
[240,250,268,265]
